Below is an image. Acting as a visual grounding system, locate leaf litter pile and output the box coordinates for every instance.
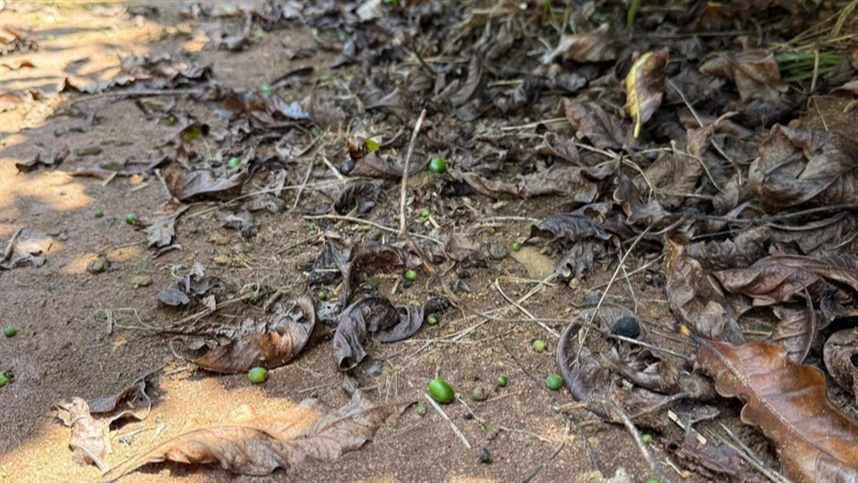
[3,0,858,481]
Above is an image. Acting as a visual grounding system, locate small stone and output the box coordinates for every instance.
[471,385,487,402]
[488,242,507,260]
[57,232,68,241]
[479,447,492,464]
[131,275,152,288]
[86,254,110,274]
[213,254,230,265]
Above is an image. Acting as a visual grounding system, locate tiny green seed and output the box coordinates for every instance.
[364,137,379,152]
[532,339,547,353]
[488,227,496,235]
[496,375,508,387]
[642,433,652,443]
[0,372,8,387]
[125,213,136,225]
[317,290,328,301]
[404,269,418,281]
[645,479,661,483]
[415,403,427,416]
[260,84,272,93]
[545,373,563,390]
[427,157,447,174]
[94,209,104,218]
[227,157,242,168]
[248,367,268,384]
[3,326,16,338]
[426,315,438,326]
[511,242,521,252]
[428,376,454,404]
[420,208,431,218]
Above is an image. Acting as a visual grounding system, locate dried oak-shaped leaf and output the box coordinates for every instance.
[713,254,858,307]
[0,228,48,270]
[823,328,858,399]
[694,338,858,482]
[194,296,315,373]
[442,233,484,264]
[564,100,636,150]
[749,125,858,209]
[613,172,669,227]
[161,163,246,202]
[53,398,110,471]
[332,297,447,370]
[341,151,428,179]
[342,244,420,308]
[449,55,483,107]
[677,433,766,483]
[87,375,153,425]
[102,392,407,482]
[529,213,612,243]
[144,205,190,248]
[664,235,744,343]
[540,24,618,64]
[770,304,818,364]
[699,51,788,102]
[623,48,668,138]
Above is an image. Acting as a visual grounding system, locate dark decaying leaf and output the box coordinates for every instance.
[15,146,70,172]
[623,48,669,139]
[713,254,858,308]
[449,55,483,107]
[341,245,420,307]
[823,328,858,399]
[770,304,817,364]
[52,398,110,471]
[749,125,858,209]
[556,317,677,423]
[641,150,702,199]
[156,263,223,307]
[341,151,428,179]
[102,392,407,482]
[442,234,484,264]
[676,433,766,483]
[458,165,598,201]
[333,297,447,370]
[86,375,153,425]
[0,228,49,270]
[663,236,744,343]
[694,338,858,482]
[220,12,253,51]
[613,172,669,227]
[194,296,315,373]
[214,90,313,130]
[529,213,612,243]
[563,100,637,150]
[334,180,384,214]
[161,162,247,202]
[70,151,170,180]
[699,50,788,102]
[555,240,606,279]
[540,24,618,64]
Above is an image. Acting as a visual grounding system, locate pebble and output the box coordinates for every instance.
[86,254,110,274]
[487,242,507,260]
[131,275,152,288]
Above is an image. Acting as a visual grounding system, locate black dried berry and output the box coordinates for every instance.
[611,316,641,339]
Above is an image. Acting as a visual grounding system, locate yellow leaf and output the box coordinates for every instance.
[623,48,669,138]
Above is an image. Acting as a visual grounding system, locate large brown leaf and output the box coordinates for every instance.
[540,24,618,64]
[194,296,316,373]
[161,163,247,202]
[563,100,637,150]
[102,392,407,482]
[749,125,858,209]
[694,339,858,482]
[699,50,788,102]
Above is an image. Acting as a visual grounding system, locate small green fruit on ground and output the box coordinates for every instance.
[260,84,272,93]
[125,213,136,225]
[4,326,16,337]
[0,372,9,387]
[545,373,563,390]
[404,269,418,281]
[248,367,268,384]
[642,433,652,443]
[427,157,447,173]
[317,290,328,301]
[511,242,521,252]
[495,375,508,387]
[94,209,104,218]
[426,315,438,325]
[420,208,431,218]
[532,339,547,353]
[227,157,242,168]
[428,376,454,403]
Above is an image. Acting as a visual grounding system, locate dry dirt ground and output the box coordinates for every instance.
[0,2,855,483]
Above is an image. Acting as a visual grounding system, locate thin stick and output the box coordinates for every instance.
[424,393,471,449]
[520,419,571,483]
[67,88,199,105]
[603,398,669,482]
[399,109,427,236]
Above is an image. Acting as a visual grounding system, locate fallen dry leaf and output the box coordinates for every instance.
[699,50,788,102]
[161,162,247,202]
[749,125,858,209]
[694,338,858,482]
[102,392,408,482]
[823,328,858,400]
[540,24,618,64]
[624,48,669,138]
[53,398,110,471]
[564,100,636,150]
[194,296,315,373]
